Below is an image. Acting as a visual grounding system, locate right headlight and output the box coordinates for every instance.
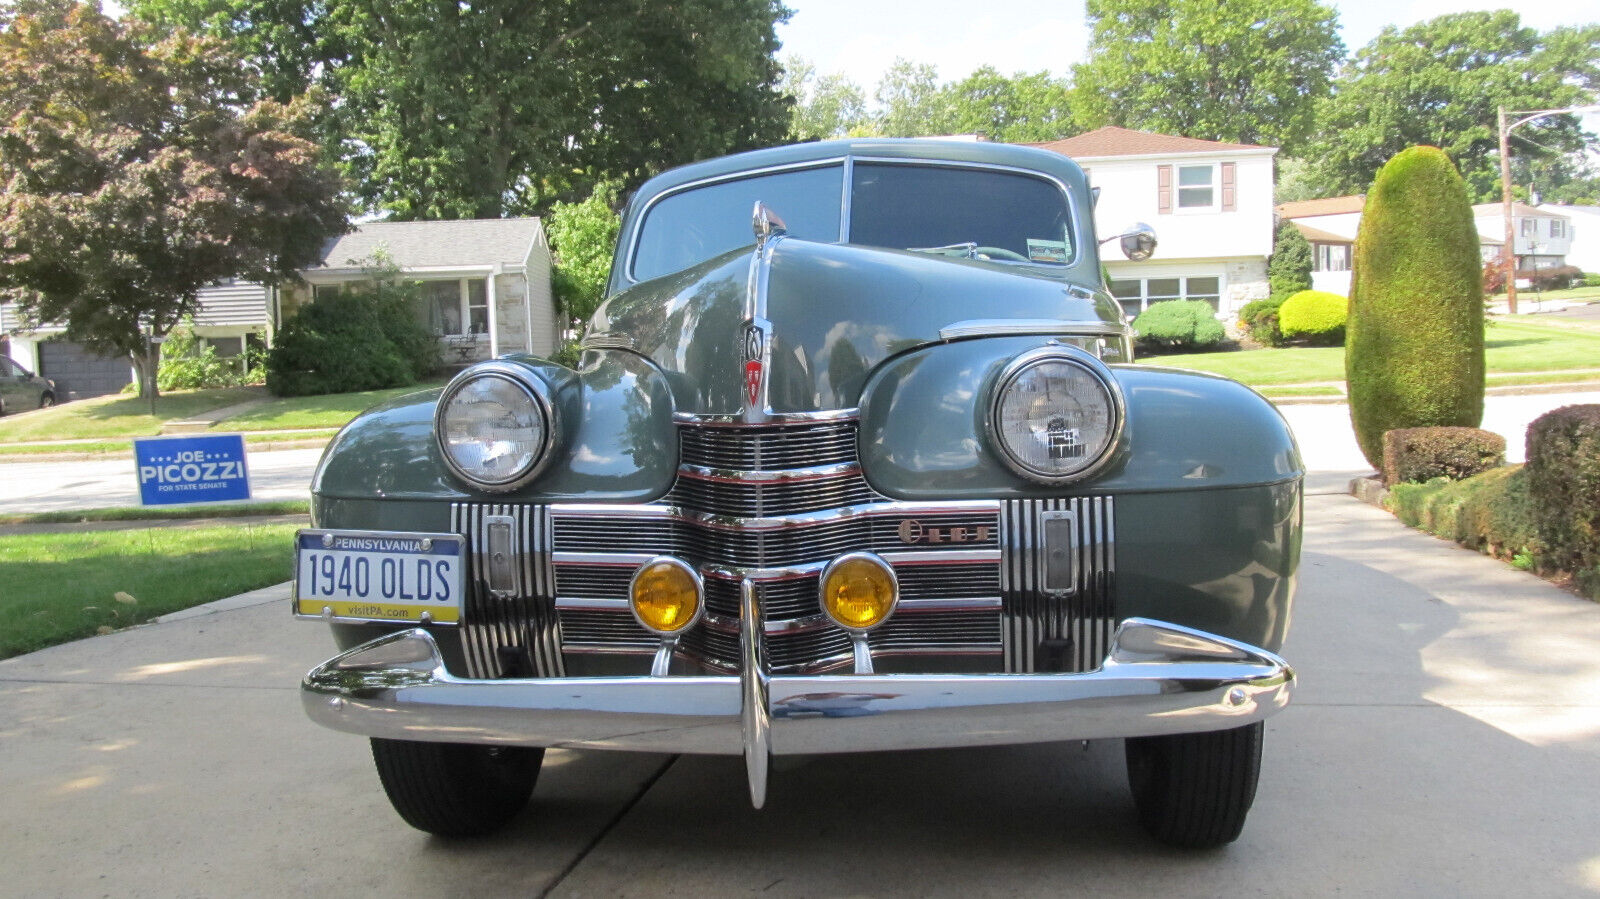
[436,363,554,492]
[988,347,1124,483]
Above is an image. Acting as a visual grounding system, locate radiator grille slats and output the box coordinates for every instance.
[453,419,1116,677]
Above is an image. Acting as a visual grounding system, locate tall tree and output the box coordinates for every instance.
[781,56,868,141]
[1073,0,1343,152]
[940,67,1077,143]
[1310,12,1600,201]
[874,58,946,138]
[0,1,348,397]
[131,0,794,219]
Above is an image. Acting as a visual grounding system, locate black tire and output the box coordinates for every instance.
[370,738,543,837]
[1125,721,1263,849]
[39,392,54,408]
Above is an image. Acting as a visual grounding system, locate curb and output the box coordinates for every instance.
[1348,474,1388,507]
[155,580,290,623]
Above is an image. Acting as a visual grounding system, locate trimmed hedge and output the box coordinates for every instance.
[1346,146,1485,469]
[1132,300,1224,350]
[1268,220,1313,298]
[1237,296,1285,347]
[1381,427,1505,485]
[1387,466,1540,566]
[267,289,438,397]
[1526,405,1600,595]
[1278,289,1347,344]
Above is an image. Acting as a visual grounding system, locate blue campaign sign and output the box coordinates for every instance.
[133,434,252,505]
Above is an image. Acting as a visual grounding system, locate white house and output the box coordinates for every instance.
[284,217,558,364]
[1275,195,1365,296]
[1471,203,1574,271]
[1029,126,1278,319]
[1550,205,1600,273]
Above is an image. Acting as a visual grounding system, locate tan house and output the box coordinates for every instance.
[282,217,559,364]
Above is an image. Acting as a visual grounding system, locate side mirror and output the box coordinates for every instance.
[1119,223,1157,261]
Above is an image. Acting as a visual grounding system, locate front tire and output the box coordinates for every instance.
[1125,722,1263,849]
[39,392,54,408]
[370,738,543,837]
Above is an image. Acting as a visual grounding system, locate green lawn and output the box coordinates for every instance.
[0,522,298,658]
[1140,320,1600,386]
[1488,285,1600,302]
[219,381,443,431]
[0,387,254,442]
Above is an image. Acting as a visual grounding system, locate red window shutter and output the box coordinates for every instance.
[1220,162,1236,211]
[1157,165,1172,214]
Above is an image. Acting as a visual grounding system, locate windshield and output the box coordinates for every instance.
[849,163,1073,265]
[631,164,844,282]
[628,158,1075,283]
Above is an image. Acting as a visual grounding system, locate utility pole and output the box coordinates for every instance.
[1497,103,1600,315]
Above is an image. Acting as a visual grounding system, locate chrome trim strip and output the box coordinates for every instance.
[555,597,631,611]
[302,619,1294,761]
[896,597,1003,612]
[879,549,1002,565]
[555,499,1001,533]
[672,408,861,425]
[676,462,861,484]
[939,319,1127,340]
[579,333,635,351]
[553,551,657,566]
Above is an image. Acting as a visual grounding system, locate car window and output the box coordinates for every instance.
[848,163,1074,265]
[632,164,844,282]
[0,359,17,378]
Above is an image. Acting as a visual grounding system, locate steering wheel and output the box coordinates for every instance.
[971,246,1031,262]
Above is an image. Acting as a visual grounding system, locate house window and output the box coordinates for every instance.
[1111,274,1224,318]
[420,278,489,337]
[1176,165,1215,209]
[1550,219,1565,238]
[1315,243,1350,272]
[1521,217,1537,236]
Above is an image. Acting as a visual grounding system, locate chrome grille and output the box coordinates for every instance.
[1000,497,1117,673]
[453,418,1116,677]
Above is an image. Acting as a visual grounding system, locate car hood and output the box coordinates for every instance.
[587,237,1125,415]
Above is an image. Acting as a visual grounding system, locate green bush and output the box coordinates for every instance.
[1346,146,1485,469]
[267,277,438,397]
[1268,220,1313,298]
[547,181,622,329]
[1237,296,1286,347]
[1525,404,1600,596]
[1387,466,1542,567]
[157,327,264,390]
[1132,300,1225,351]
[1381,426,1505,486]
[1278,289,1347,344]
[1583,273,1600,288]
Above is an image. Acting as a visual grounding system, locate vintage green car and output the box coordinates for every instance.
[296,139,1300,849]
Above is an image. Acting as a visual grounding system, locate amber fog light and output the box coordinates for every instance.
[630,557,703,635]
[819,553,898,632]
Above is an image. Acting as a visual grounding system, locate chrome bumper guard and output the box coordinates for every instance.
[303,608,1293,808]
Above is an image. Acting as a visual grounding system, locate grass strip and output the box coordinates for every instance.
[0,388,253,442]
[1257,384,1344,398]
[0,500,309,526]
[0,430,339,458]
[219,382,442,430]
[0,522,299,658]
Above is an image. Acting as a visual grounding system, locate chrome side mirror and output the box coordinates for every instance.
[1119,223,1157,261]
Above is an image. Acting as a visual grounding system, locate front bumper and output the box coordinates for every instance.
[303,588,1294,807]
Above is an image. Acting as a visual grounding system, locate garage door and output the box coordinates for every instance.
[38,341,134,400]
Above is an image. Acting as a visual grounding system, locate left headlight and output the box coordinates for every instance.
[436,364,554,492]
[988,346,1124,483]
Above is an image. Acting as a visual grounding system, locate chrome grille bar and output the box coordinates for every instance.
[451,503,563,679]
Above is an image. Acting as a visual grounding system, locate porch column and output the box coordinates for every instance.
[485,269,500,358]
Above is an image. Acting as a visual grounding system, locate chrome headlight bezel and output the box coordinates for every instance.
[434,362,557,493]
[986,345,1126,485]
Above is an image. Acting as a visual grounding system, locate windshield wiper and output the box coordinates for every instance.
[907,242,977,258]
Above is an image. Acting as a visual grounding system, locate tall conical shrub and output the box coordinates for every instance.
[1346,147,1484,469]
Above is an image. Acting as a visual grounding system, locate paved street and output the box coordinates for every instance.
[3,391,1598,515]
[3,493,1598,896]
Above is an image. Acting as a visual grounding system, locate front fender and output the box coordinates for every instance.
[312,350,678,508]
[857,337,1303,498]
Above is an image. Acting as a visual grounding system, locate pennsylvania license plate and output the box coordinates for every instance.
[294,529,464,624]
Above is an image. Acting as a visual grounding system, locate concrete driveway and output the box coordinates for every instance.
[4,493,1598,897]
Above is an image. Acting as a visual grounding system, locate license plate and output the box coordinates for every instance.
[294,529,464,624]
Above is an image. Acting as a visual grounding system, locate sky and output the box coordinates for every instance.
[776,0,1600,90]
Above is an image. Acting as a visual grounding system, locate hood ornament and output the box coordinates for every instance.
[752,201,787,247]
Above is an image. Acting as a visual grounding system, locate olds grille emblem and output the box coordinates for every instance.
[898,519,992,545]
[742,323,765,408]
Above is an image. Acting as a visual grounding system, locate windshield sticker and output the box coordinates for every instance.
[1027,239,1069,264]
